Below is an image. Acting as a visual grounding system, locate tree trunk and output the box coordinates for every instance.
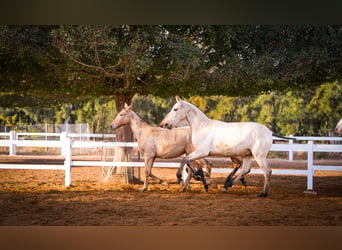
[112,92,136,183]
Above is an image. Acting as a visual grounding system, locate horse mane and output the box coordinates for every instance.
[129,109,151,126]
[181,100,208,120]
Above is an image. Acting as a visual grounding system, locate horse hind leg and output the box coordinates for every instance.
[147,160,168,187]
[224,158,241,183]
[222,156,252,193]
[141,158,168,192]
[222,169,250,192]
[223,166,239,189]
[149,172,169,187]
[223,157,247,188]
[254,157,272,197]
[141,167,149,192]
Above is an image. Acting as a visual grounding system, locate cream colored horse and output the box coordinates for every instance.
[161,111,246,189]
[160,96,289,197]
[335,118,342,135]
[110,103,218,192]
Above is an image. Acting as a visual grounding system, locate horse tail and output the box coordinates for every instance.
[272,133,296,140]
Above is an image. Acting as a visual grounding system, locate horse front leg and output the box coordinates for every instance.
[194,159,217,190]
[176,159,186,185]
[178,151,209,192]
[141,158,154,192]
[181,165,192,191]
[176,158,200,184]
[180,162,207,192]
[202,159,217,189]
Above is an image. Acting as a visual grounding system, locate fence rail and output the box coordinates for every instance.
[0,131,116,155]
[0,132,341,192]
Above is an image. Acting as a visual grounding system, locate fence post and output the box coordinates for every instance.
[307,140,314,191]
[9,131,17,155]
[60,132,67,156]
[288,135,294,161]
[64,136,72,186]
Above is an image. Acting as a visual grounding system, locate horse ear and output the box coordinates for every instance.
[124,103,132,110]
[175,95,182,103]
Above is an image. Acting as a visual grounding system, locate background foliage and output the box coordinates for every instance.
[1,25,341,135]
[1,81,340,136]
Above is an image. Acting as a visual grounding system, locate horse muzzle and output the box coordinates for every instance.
[160,122,172,129]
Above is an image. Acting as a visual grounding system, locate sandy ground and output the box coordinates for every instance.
[0,155,341,226]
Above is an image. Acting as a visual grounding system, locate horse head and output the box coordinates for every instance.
[160,96,189,129]
[335,118,342,135]
[110,103,132,130]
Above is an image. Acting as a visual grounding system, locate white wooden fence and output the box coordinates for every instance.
[0,131,341,192]
[0,131,116,155]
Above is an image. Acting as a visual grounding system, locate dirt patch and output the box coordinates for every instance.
[0,156,341,226]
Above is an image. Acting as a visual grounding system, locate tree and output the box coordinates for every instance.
[50,26,190,180]
[49,25,206,181]
[0,25,69,107]
[276,91,306,135]
[195,25,342,96]
[306,81,342,135]
[2,25,341,104]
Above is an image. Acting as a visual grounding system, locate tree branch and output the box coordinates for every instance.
[55,42,125,79]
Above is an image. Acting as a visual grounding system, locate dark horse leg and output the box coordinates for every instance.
[223,157,250,191]
[186,163,209,192]
[177,154,209,192]
[178,163,209,192]
[223,166,240,189]
[194,167,209,192]
[222,157,253,193]
[223,157,247,188]
[223,169,249,190]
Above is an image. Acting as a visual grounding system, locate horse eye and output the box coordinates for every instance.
[173,108,178,111]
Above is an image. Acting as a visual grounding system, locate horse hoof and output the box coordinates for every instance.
[258,192,268,198]
[140,188,147,192]
[194,175,201,181]
[221,187,227,193]
[240,179,247,187]
[161,181,169,187]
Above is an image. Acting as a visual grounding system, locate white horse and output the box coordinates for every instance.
[160,96,293,197]
[110,103,220,192]
[161,111,246,189]
[335,118,342,135]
